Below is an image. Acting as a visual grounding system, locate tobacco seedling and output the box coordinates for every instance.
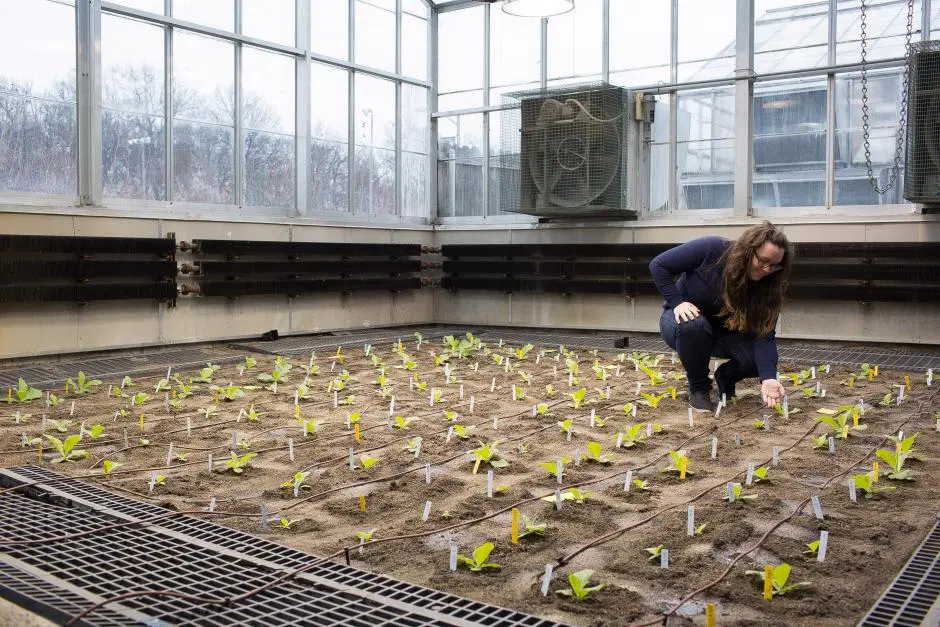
[534,404,549,416]
[812,434,829,449]
[558,419,574,436]
[645,544,664,561]
[545,384,558,398]
[540,488,592,503]
[300,419,321,435]
[853,472,896,498]
[640,392,667,409]
[277,517,295,529]
[622,403,635,416]
[242,356,257,370]
[154,474,167,487]
[7,379,42,404]
[452,424,474,439]
[662,450,693,477]
[44,434,88,463]
[665,386,678,400]
[198,405,218,419]
[358,454,380,470]
[518,513,546,538]
[176,382,196,399]
[173,452,189,462]
[281,470,312,492]
[640,365,665,385]
[724,483,757,501]
[470,441,509,474]
[87,424,105,439]
[752,418,767,429]
[816,412,865,439]
[803,540,820,556]
[556,569,605,602]
[154,378,171,392]
[593,415,609,427]
[567,389,587,409]
[102,460,121,478]
[540,458,572,477]
[195,363,221,383]
[356,529,376,542]
[632,478,651,491]
[514,344,534,360]
[583,441,614,464]
[48,394,64,407]
[594,387,610,401]
[130,391,150,406]
[216,384,245,401]
[53,419,72,433]
[223,451,257,474]
[457,541,502,572]
[66,371,102,395]
[246,404,261,421]
[617,423,646,448]
[694,523,707,536]
[745,563,811,596]
[752,466,769,483]
[393,415,419,429]
[405,437,423,454]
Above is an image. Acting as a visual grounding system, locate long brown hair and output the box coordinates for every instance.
[718,221,792,336]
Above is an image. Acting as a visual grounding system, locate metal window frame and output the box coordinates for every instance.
[77,0,103,206]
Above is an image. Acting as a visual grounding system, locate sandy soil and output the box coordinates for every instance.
[2,337,938,626]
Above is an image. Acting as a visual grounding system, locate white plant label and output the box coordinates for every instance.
[714,403,722,419]
[927,368,933,386]
[426,463,432,484]
[727,482,736,502]
[491,377,496,392]
[660,549,669,568]
[772,446,779,466]
[541,564,554,596]
[568,372,573,387]
[817,530,829,562]
[123,428,129,447]
[811,495,824,519]
[566,427,572,442]
[688,407,694,427]
[687,505,695,537]
[493,416,499,431]
[237,407,244,422]
[711,436,718,459]
[187,417,192,436]
[459,384,464,400]
[449,541,458,571]
[624,470,633,491]
[615,365,621,377]
[260,503,268,530]
[70,401,75,417]
[632,405,637,418]
[721,392,727,407]
[288,438,295,462]
[79,422,85,439]
[207,453,213,471]
[616,433,624,448]
[446,426,453,443]
[231,432,238,452]
[764,415,771,431]
[746,464,755,486]
[821,389,826,397]
[422,500,432,522]
[815,381,821,394]
[415,440,422,458]
[556,459,564,484]
[166,443,173,467]
[469,396,475,413]
[389,397,395,416]
[828,436,835,454]
[734,433,741,447]
[590,408,596,427]
[646,422,652,437]
[149,471,156,492]
[554,489,562,511]
[849,480,857,502]
[811,367,816,379]
[574,448,581,467]
[825,364,831,374]
[208,497,216,512]
[487,470,494,497]
[636,382,641,395]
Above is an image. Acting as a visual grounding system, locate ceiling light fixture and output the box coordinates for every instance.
[502,0,575,18]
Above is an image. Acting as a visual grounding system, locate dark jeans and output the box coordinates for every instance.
[659,308,759,393]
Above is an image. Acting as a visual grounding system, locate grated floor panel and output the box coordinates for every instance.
[0,466,563,627]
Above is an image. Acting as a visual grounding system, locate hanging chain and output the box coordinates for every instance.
[860,0,915,194]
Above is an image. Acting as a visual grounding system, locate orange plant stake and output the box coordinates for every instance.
[763,565,773,600]
[354,423,361,442]
[359,495,366,512]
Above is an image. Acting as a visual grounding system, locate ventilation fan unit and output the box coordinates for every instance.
[499,83,649,219]
[904,40,940,206]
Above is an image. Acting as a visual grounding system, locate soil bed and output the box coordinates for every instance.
[2,335,938,626]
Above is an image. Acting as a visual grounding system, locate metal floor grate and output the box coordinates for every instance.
[860,513,940,626]
[0,346,244,390]
[0,466,562,627]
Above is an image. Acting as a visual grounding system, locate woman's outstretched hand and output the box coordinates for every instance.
[761,378,786,407]
[673,301,700,323]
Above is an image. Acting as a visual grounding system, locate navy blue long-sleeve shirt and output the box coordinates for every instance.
[649,236,779,381]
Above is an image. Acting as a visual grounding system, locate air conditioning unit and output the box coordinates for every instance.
[904,40,940,206]
[497,83,652,219]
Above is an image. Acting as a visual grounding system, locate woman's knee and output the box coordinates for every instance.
[675,314,713,338]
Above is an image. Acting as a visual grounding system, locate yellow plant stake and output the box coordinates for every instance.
[172,389,177,399]
[868,370,874,382]
[848,374,855,388]
[511,508,519,544]
[139,413,145,434]
[705,603,716,627]
[853,413,859,428]
[359,495,366,512]
[679,457,688,480]
[873,365,879,377]
[904,374,911,391]
[841,424,849,439]
[354,423,361,442]
[294,404,300,418]
[763,565,773,600]
[872,461,879,482]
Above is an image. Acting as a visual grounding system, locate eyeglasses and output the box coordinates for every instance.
[754,253,782,272]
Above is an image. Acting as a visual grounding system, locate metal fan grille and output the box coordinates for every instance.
[904,39,940,204]
[498,83,631,218]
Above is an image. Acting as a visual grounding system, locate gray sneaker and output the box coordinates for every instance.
[689,389,715,413]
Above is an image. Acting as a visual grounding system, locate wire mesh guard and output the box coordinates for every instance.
[0,466,561,627]
[499,83,633,218]
[904,39,940,204]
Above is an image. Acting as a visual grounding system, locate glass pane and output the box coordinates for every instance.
[242,0,295,46]
[403,0,429,18]
[103,114,166,200]
[438,114,484,217]
[752,79,827,208]
[109,0,163,14]
[402,84,428,154]
[173,121,234,203]
[437,6,483,107]
[311,63,349,213]
[491,4,541,100]
[402,14,428,81]
[0,0,77,194]
[242,47,294,134]
[102,15,164,116]
[677,0,735,82]
[245,130,294,208]
[355,1,395,72]
[649,98,670,212]
[173,0,234,32]
[102,14,166,200]
[173,32,234,125]
[355,75,396,214]
[609,0,670,88]
[934,3,940,38]
[837,0,921,65]
[438,90,485,113]
[402,151,428,218]
[489,109,520,216]
[834,70,906,205]
[755,0,828,73]
[312,0,348,60]
[678,87,734,209]
[547,0,602,85]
